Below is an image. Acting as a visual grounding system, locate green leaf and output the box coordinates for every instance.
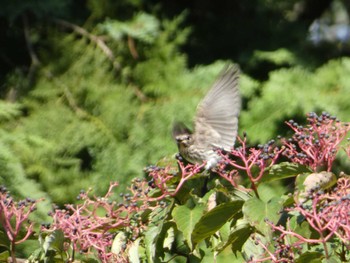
[215,246,246,263]
[287,216,312,243]
[295,251,324,263]
[144,225,160,261]
[242,197,283,237]
[261,162,311,183]
[257,181,286,203]
[322,256,342,263]
[172,201,204,249]
[242,233,267,261]
[229,188,252,201]
[218,220,231,243]
[0,250,10,261]
[192,200,244,244]
[43,229,65,253]
[217,219,253,253]
[128,238,141,263]
[201,243,243,263]
[111,232,127,254]
[163,225,175,250]
[144,205,172,262]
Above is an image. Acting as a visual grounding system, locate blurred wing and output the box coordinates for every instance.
[194,65,241,151]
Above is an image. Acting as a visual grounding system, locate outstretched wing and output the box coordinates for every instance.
[193,65,241,151]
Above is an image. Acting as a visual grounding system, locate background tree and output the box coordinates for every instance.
[0,1,350,259]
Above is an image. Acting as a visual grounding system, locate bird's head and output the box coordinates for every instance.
[175,134,193,148]
[172,122,193,149]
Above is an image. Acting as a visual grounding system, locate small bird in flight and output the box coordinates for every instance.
[172,65,241,169]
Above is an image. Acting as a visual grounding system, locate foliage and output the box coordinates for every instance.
[1,113,350,262]
[0,11,192,207]
[240,58,350,143]
[2,0,350,260]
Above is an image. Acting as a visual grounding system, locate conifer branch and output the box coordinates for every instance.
[53,18,121,72]
[45,72,117,142]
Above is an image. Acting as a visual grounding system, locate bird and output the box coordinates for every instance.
[172,65,241,169]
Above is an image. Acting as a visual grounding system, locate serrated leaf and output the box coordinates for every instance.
[144,225,160,261]
[242,197,283,237]
[172,202,203,249]
[192,200,244,244]
[261,162,311,183]
[144,205,172,262]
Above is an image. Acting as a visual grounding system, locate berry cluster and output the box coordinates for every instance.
[45,175,173,261]
[258,176,350,262]
[0,186,41,263]
[282,112,350,171]
[217,136,283,197]
[145,161,205,199]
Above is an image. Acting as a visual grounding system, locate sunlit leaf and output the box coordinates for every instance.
[111,232,127,254]
[192,200,244,244]
[217,219,253,253]
[129,238,141,263]
[242,197,283,237]
[172,200,204,249]
[261,162,311,183]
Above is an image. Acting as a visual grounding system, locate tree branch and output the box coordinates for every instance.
[53,18,121,72]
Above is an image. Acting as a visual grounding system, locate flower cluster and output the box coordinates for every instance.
[281,112,350,172]
[0,186,42,262]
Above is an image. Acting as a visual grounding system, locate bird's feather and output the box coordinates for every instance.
[194,65,241,151]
